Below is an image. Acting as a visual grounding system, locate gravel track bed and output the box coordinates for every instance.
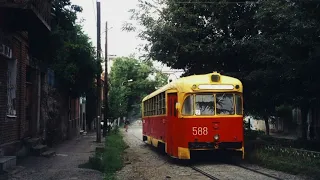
[115,122,310,180]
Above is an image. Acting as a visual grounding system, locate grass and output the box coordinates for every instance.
[103,127,127,179]
[79,126,128,180]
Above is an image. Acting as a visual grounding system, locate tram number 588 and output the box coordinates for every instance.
[192,127,208,136]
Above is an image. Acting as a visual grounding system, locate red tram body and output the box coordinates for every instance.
[141,72,244,159]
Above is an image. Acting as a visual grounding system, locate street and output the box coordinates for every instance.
[115,121,311,180]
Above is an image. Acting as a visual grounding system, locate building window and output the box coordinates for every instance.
[7,59,17,117]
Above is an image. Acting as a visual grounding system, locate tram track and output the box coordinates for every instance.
[190,163,284,180]
[190,166,220,180]
[234,163,283,180]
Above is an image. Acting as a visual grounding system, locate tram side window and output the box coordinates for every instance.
[195,94,215,115]
[146,100,149,116]
[160,93,166,114]
[182,95,194,115]
[152,96,157,115]
[216,93,235,115]
[155,95,159,115]
[152,97,155,115]
[143,102,146,116]
[235,94,242,115]
[148,100,151,116]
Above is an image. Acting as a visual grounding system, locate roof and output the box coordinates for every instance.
[142,72,242,102]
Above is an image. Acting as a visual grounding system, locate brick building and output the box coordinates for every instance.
[0,1,81,159]
[0,0,52,156]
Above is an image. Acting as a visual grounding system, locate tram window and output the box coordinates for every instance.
[182,95,194,115]
[156,95,158,115]
[152,97,155,115]
[146,100,149,116]
[235,94,242,115]
[216,93,235,115]
[195,94,215,115]
[161,93,166,114]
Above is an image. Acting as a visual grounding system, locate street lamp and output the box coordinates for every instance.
[122,79,133,86]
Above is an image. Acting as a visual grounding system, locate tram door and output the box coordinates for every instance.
[166,93,178,157]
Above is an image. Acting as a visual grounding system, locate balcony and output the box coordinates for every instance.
[0,0,52,32]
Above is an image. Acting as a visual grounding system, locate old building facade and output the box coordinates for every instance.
[0,1,81,158]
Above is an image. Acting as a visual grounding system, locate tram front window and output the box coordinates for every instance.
[182,95,194,115]
[216,93,235,115]
[195,94,215,115]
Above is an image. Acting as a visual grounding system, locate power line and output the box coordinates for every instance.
[173,1,257,4]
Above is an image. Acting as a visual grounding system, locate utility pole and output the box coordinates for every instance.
[96,0,102,143]
[103,21,108,137]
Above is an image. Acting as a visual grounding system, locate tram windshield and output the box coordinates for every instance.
[181,93,242,116]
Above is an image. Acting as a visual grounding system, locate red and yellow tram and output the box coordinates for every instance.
[141,72,244,159]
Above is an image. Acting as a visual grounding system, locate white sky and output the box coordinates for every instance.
[70,0,183,78]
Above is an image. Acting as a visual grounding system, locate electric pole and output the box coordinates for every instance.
[103,21,108,137]
[96,1,102,143]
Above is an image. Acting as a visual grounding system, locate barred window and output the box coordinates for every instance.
[7,59,17,117]
[143,92,167,116]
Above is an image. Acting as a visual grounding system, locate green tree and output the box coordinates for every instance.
[108,57,167,119]
[126,0,320,137]
[51,0,99,97]
[50,0,100,129]
[251,0,320,138]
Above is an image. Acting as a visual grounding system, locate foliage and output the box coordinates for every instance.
[50,0,99,97]
[108,57,168,119]
[126,0,320,137]
[275,104,293,122]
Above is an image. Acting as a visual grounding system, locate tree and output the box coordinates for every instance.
[50,0,99,97]
[126,0,280,135]
[251,0,320,138]
[126,0,320,137]
[108,57,168,119]
[49,0,100,129]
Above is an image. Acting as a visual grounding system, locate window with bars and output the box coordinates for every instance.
[143,92,166,116]
[7,59,17,117]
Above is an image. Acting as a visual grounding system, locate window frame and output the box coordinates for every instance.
[180,92,243,117]
[181,94,195,116]
[6,58,17,117]
[215,93,235,116]
[194,93,216,116]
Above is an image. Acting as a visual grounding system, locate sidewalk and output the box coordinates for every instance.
[8,132,104,180]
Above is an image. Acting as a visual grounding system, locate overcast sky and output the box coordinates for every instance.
[70,0,183,79]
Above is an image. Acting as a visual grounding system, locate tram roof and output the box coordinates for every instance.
[142,72,242,102]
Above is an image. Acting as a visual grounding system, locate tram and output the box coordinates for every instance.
[141,72,244,159]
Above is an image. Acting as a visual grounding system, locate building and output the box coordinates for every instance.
[0,1,81,168]
[0,0,51,156]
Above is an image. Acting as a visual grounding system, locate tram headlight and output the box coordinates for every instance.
[214,134,219,141]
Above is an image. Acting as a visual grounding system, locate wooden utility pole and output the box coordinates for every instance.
[96,1,102,143]
[103,21,108,137]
